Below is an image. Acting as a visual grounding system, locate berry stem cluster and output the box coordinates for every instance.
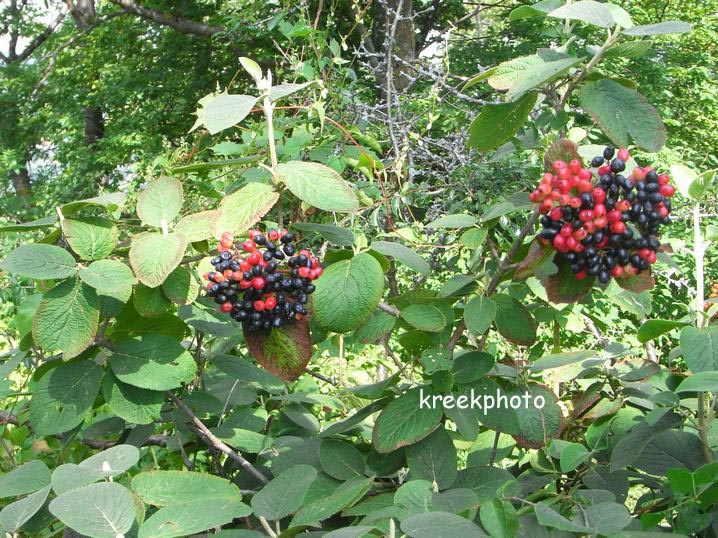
[531,146,674,284]
[203,229,323,331]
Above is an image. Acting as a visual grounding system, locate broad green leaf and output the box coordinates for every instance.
[129,232,187,288]
[212,354,286,394]
[371,240,430,276]
[0,460,51,499]
[51,465,106,495]
[514,384,563,448]
[602,40,653,59]
[585,502,632,535]
[174,210,219,242]
[439,275,478,297]
[401,304,446,332]
[493,294,537,346]
[548,0,623,28]
[0,214,57,233]
[609,412,682,471]
[0,486,51,532]
[534,502,591,532]
[532,350,597,371]
[452,351,495,384]
[33,278,99,358]
[401,511,486,537]
[62,192,126,215]
[293,222,355,247]
[670,164,714,201]
[324,527,382,538]
[675,371,718,393]
[29,360,104,436]
[509,0,561,21]
[464,296,496,336]
[680,326,718,373]
[213,182,279,238]
[559,442,590,472]
[239,57,262,81]
[277,161,359,212]
[132,471,243,506]
[480,499,518,538]
[373,387,443,453]
[137,176,184,228]
[489,50,582,101]
[270,82,312,101]
[109,335,197,390]
[480,201,520,223]
[406,427,457,490]
[427,214,477,229]
[161,266,199,305]
[314,252,385,333]
[290,476,373,527]
[251,465,317,520]
[79,259,136,294]
[395,480,433,515]
[467,92,537,150]
[637,319,689,343]
[139,498,251,538]
[133,283,171,317]
[354,311,397,344]
[61,216,118,260]
[320,439,366,480]
[579,79,666,152]
[49,482,136,538]
[623,21,692,36]
[196,94,258,134]
[52,444,140,494]
[0,244,76,280]
[102,371,164,424]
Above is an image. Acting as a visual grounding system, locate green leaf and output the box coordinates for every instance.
[102,371,164,424]
[161,266,199,305]
[51,465,106,495]
[320,440,367,480]
[452,351,495,384]
[427,214,477,229]
[52,444,140,495]
[670,164,715,201]
[681,326,718,373]
[0,244,77,280]
[61,216,118,260]
[29,360,104,436]
[406,427,457,490]
[129,232,188,288]
[239,57,262,81]
[109,335,197,390]
[354,311,397,344]
[585,502,632,535]
[314,252,385,333]
[548,0,623,28]
[401,512,486,537]
[514,384,563,449]
[137,176,184,228]
[509,0,562,21]
[623,21,692,36]
[532,350,597,371]
[467,92,537,150]
[488,50,582,101]
[602,40,653,59]
[132,470,243,506]
[196,94,258,134]
[0,460,51,499]
[0,486,51,532]
[270,82,313,101]
[373,387,443,453]
[49,483,136,538]
[213,182,279,238]
[675,371,718,393]
[293,222,355,247]
[464,296,496,336]
[62,192,126,215]
[0,214,57,233]
[559,442,590,472]
[277,161,358,212]
[133,283,171,317]
[479,499,518,538]
[637,319,689,343]
[579,79,666,152]
[534,501,591,533]
[33,278,99,358]
[79,259,137,294]
[480,201,520,223]
[493,294,537,346]
[174,210,219,242]
[439,275,478,297]
[401,304,446,332]
[139,498,251,538]
[290,476,373,527]
[251,464,317,520]
[371,240,430,276]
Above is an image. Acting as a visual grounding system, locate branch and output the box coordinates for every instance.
[166,390,269,484]
[106,0,224,37]
[378,302,401,317]
[15,5,70,62]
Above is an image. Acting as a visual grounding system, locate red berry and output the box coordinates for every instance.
[610,221,625,234]
[658,174,670,186]
[252,276,266,289]
[632,167,646,181]
[616,200,631,212]
[639,248,652,260]
[607,209,622,222]
[214,273,225,283]
[203,272,211,280]
[205,282,214,290]
[540,199,554,213]
[529,191,540,203]
[560,224,573,237]
[298,267,311,278]
[220,237,233,248]
[268,229,280,241]
[577,180,593,193]
[239,260,251,272]
[231,271,243,281]
[617,148,630,161]
[566,237,578,250]
[220,302,232,313]
[248,229,260,239]
[248,252,261,265]
[594,203,606,217]
[579,210,594,222]
[593,188,606,203]
[569,159,582,173]
[240,280,252,289]
[550,207,563,221]
[242,240,256,252]
[598,165,611,176]
[594,216,608,228]
[573,228,588,240]
[660,185,675,197]
[575,269,588,280]
[253,300,266,312]
[552,160,567,171]
[310,267,323,279]
[265,296,277,310]
[610,265,624,278]
[553,235,566,250]
[578,169,592,181]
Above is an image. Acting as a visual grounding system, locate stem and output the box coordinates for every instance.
[258,516,277,538]
[693,201,713,462]
[262,94,279,174]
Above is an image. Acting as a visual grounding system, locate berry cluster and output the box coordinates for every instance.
[530,146,675,284]
[203,229,323,332]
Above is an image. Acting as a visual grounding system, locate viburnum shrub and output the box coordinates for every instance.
[1,4,717,538]
[532,146,675,284]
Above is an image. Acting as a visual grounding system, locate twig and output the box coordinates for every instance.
[305,368,339,386]
[166,391,269,483]
[378,302,401,317]
[258,516,277,537]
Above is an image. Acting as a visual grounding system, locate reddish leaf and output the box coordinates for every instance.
[244,319,312,381]
[515,239,555,280]
[616,271,655,293]
[543,138,581,172]
[542,261,594,304]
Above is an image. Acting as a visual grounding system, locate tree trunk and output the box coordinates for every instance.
[372,0,415,94]
[10,166,32,199]
[84,105,105,147]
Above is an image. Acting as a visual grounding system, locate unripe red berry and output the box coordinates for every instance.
[660,185,675,197]
[265,296,277,310]
[598,165,611,176]
[220,302,233,313]
[251,276,266,289]
[607,209,622,222]
[593,188,606,203]
[610,265,624,278]
[242,240,256,252]
[617,148,630,161]
[248,252,261,265]
[578,180,593,193]
[610,221,626,234]
[575,269,588,280]
[552,160,567,171]
[268,229,280,241]
[569,197,582,208]
[579,210,594,222]
[569,159,582,173]
[253,300,266,312]
[594,204,606,217]
[298,266,311,278]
